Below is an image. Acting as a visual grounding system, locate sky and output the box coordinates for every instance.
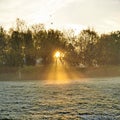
[0,0,120,34]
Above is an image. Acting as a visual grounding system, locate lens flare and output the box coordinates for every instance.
[54,51,60,58]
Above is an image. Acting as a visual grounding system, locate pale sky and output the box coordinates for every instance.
[0,0,120,34]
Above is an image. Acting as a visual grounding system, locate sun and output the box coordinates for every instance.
[54,51,60,58]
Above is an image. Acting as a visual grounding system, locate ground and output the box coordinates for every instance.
[0,63,120,119]
[0,78,120,119]
[0,64,120,81]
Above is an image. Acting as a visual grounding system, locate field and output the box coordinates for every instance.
[0,77,120,120]
[0,65,120,81]
[0,65,120,119]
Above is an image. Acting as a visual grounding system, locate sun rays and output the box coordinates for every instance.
[45,57,85,85]
[46,58,69,84]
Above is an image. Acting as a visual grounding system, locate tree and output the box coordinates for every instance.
[24,29,36,65]
[9,31,23,66]
[39,29,66,64]
[0,27,6,65]
[32,25,46,59]
[15,18,27,32]
[96,31,120,65]
[77,28,99,65]
[65,43,79,65]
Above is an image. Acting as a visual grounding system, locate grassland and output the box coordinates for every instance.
[0,65,120,81]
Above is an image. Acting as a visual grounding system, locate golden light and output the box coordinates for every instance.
[54,51,60,58]
[45,50,85,85]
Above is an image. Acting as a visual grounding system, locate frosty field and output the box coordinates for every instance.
[0,77,120,120]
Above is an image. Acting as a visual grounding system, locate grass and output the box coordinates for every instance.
[83,65,120,78]
[0,65,120,81]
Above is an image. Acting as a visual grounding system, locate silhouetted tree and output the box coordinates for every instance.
[77,28,99,65]
[39,29,66,64]
[24,29,36,65]
[0,18,120,67]
[96,31,120,65]
[0,27,7,65]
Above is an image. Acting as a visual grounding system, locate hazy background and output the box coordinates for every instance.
[0,0,120,33]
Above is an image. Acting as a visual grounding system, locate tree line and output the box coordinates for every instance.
[0,18,120,67]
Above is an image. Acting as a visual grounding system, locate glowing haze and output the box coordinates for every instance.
[0,0,120,33]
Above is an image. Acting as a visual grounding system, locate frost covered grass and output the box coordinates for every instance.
[0,78,120,120]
